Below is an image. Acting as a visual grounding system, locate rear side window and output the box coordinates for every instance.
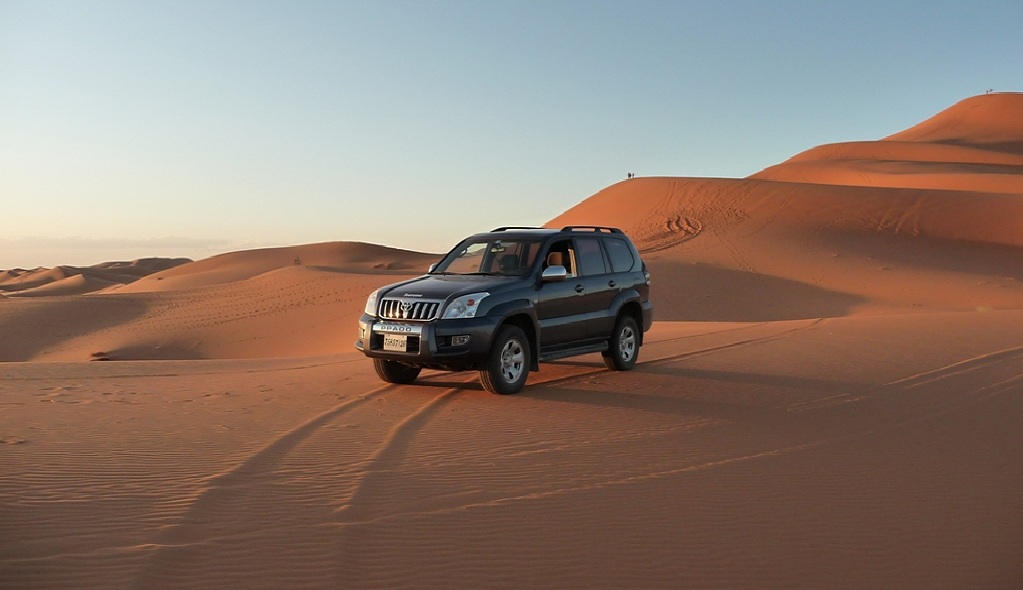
[574,238,609,276]
[604,238,637,272]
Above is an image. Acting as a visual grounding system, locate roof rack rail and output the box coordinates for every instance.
[491,226,544,231]
[560,226,623,234]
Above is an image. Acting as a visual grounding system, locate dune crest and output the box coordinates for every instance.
[111,241,441,294]
[886,92,1023,147]
[750,93,1023,191]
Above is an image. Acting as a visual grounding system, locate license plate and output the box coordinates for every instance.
[383,334,407,352]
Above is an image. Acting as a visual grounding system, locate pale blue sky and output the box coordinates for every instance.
[1,1,1020,268]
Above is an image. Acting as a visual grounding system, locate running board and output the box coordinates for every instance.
[539,342,609,362]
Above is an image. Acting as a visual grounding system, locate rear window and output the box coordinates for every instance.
[604,238,637,272]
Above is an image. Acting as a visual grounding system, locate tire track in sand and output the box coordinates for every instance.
[130,321,823,588]
[132,321,803,587]
[372,324,1023,525]
[878,345,1023,421]
[129,377,469,589]
[333,385,465,524]
[532,319,824,391]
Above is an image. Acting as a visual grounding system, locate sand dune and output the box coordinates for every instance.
[751,93,1023,192]
[0,269,27,285]
[9,273,123,298]
[750,143,1023,193]
[1,265,77,291]
[1,93,1021,589]
[112,241,440,294]
[0,243,439,362]
[887,92,1023,146]
[0,259,191,297]
[550,175,1023,318]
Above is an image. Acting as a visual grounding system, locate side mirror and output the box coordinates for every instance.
[541,265,568,282]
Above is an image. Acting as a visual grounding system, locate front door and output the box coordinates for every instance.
[535,238,614,348]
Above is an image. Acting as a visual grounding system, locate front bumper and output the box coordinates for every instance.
[355,313,501,369]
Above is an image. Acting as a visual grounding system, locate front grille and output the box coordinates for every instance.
[378,298,441,321]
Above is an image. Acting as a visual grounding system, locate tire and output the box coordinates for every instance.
[603,315,639,371]
[479,325,530,395]
[374,359,422,384]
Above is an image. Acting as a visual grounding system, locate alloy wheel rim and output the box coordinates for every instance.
[620,327,636,361]
[501,339,525,382]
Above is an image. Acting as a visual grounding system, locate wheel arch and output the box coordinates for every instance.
[498,313,540,371]
[612,293,646,346]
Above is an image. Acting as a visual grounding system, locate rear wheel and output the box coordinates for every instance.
[480,325,530,394]
[374,359,422,384]
[603,315,639,371]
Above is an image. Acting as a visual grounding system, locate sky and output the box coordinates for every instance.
[1,0,1021,269]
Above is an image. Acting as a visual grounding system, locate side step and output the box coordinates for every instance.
[538,342,608,362]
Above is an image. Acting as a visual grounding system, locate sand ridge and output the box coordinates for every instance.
[751,93,1023,191]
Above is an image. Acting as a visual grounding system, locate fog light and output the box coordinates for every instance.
[451,334,471,346]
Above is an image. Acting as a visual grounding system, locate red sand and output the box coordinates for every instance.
[1,93,1021,589]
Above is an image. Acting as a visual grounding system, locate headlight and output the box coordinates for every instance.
[442,292,489,319]
[364,289,380,317]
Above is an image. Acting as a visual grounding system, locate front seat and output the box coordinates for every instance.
[499,254,520,274]
[546,251,571,276]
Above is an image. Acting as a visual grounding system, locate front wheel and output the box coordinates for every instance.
[480,325,530,394]
[374,359,422,384]
[603,315,639,371]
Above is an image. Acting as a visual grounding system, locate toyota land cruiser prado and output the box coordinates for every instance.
[355,226,653,394]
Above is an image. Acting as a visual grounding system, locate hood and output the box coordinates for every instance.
[379,273,524,301]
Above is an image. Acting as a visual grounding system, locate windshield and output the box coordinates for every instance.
[433,239,541,276]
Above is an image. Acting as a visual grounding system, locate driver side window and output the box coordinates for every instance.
[543,240,576,278]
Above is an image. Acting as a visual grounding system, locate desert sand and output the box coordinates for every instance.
[1,93,1021,589]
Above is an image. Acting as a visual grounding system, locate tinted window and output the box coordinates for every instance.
[575,238,608,276]
[604,238,636,272]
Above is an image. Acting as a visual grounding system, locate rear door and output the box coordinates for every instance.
[571,237,617,339]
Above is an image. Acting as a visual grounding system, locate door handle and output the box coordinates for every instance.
[608,280,617,288]
[575,284,584,293]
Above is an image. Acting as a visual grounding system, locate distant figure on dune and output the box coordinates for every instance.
[627,172,634,179]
